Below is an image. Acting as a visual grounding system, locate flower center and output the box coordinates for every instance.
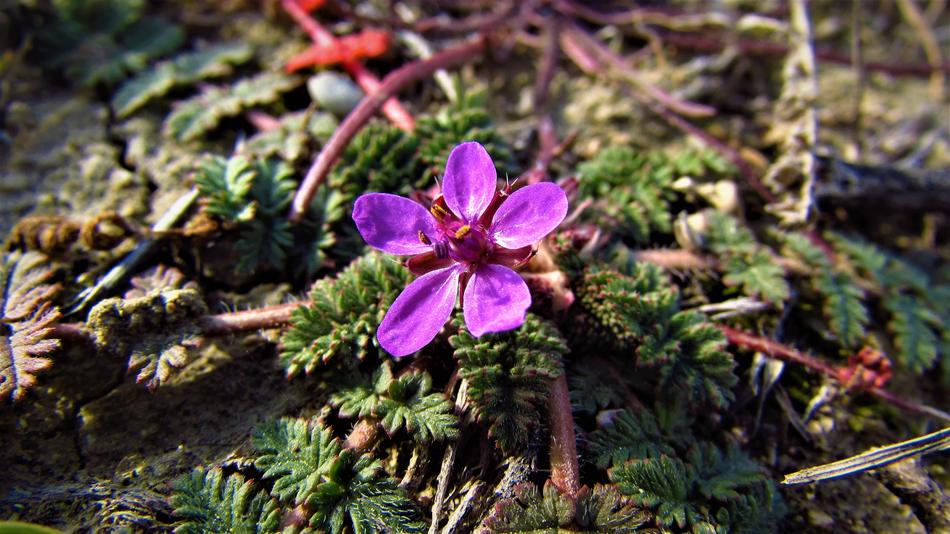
[445,222,491,263]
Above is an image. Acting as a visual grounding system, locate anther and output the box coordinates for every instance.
[418,231,431,245]
[430,204,448,221]
[454,225,471,239]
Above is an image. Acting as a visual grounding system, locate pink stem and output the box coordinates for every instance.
[281,0,415,131]
[548,373,580,499]
[288,36,487,223]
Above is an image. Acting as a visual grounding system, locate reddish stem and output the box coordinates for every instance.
[288,36,488,223]
[197,301,306,336]
[718,325,950,422]
[548,373,580,500]
[281,0,414,131]
[661,31,950,78]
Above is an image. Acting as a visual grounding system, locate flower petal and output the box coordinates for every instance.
[490,182,568,249]
[353,193,439,255]
[463,264,530,337]
[378,266,461,357]
[442,141,497,222]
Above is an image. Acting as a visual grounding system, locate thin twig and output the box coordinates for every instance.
[281,0,415,131]
[289,36,487,223]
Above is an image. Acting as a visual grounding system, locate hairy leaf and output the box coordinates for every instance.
[280,253,412,376]
[252,417,341,505]
[450,314,566,454]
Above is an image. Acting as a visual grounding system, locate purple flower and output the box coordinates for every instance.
[352,141,568,356]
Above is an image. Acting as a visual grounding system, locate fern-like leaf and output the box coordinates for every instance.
[0,252,62,401]
[328,123,424,201]
[449,314,566,454]
[252,417,341,505]
[235,159,295,273]
[171,467,279,534]
[481,481,574,533]
[886,295,939,372]
[331,362,458,443]
[307,449,425,533]
[280,253,412,376]
[610,455,699,529]
[113,42,254,117]
[574,484,649,532]
[164,72,299,142]
[586,405,692,469]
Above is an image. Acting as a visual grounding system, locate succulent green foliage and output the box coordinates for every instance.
[0,251,62,401]
[86,288,207,391]
[576,147,728,243]
[40,0,183,87]
[483,481,647,533]
[113,42,254,118]
[780,232,869,348]
[586,402,694,469]
[280,253,412,376]
[704,213,789,303]
[829,233,948,373]
[575,265,737,408]
[610,442,781,531]
[250,417,425,532]
[415,90,515,183]
[164,72,300,143]
[331,362,458,442]
[328,123,424,201]
[449,314,566,454]
[252,417,341,505]
[171,467,280,534]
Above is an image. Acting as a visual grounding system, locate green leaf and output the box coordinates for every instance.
[235,159,296,273]
[171,468,279,534]
[194,155,256,222]
[886,295,939,372]
[307,450,426,533]
[721,251,789,303]
[113,42,254,117]
[574,484,650,532]
[481,481,574,533]
[164,72,300,142]
[251,417,341,505]
[280,253,412,376]
[331,363,458,443]
[610,455,699,529]
[586,403,692,469]
[816,271,868,348]
[449,314,566,454]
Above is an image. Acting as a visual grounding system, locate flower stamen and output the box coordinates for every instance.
[454,225,471,239]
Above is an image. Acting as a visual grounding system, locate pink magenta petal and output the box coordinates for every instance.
[378,266,461,356]
[490,182,568,249]
[442,141,497,222]
[463,264,530,337]
[353,193,439,255]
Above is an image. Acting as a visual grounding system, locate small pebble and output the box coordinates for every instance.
[307,72,364,116]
